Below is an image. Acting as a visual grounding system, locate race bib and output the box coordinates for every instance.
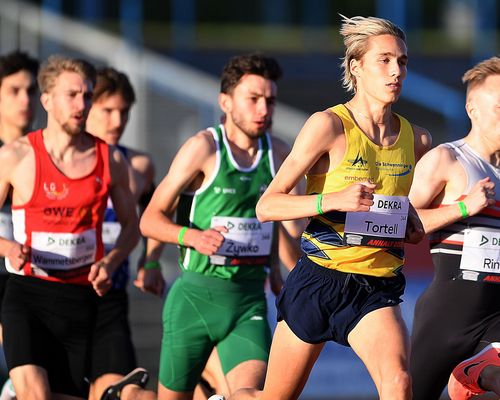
[459,228,500,282]
[30,229,97,270]
[102,221,121,247]
[343,194,409,248]
[0,211,13,240]
[209,216,273,265]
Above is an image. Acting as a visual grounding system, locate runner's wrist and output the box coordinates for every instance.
[316,193,324,215]
[457,201,469,219]
[143,260,160,270]
[177,226,189,246]
[97,257,114,273]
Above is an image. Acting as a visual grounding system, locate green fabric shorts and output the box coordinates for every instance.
[159,271,272,392]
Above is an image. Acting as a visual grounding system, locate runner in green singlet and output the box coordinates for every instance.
[138,53,302,400]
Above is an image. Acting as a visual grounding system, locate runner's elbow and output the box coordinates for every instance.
[139,213,154,238]
[256,199,271,223]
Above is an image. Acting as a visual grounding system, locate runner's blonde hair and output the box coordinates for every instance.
[340,15,406,93]
[38,55,96,93]
[462,56,500,97]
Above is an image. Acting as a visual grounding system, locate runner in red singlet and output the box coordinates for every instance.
[0,55,139,400]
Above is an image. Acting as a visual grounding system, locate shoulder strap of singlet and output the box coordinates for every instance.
[264,132,276,177]
[186,126,221,196]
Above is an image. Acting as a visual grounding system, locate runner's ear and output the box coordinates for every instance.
[40,92,51,112]
[218,92,231,114]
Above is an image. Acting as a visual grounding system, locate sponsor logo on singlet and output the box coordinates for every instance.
[213,186,236,195]
[374,161,413,177]
[43,182,69,200]
[344,159,412,179]
[350,152,368,167]
[42,206,92,225]
[346,152,369,172]
[344,175,376,182]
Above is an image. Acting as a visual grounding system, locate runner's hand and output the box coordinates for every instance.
[405,204,425,244]
[88,259,112,296]
[463,177,496,217]
[6,242,30,271]
[324,182,376,213]
[192,226,228,256]
[134,267,165,297]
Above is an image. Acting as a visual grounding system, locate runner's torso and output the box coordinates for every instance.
[176,125,275,282]
[301,104,415,277]
[6,129,111,285]
[430,139,500,284]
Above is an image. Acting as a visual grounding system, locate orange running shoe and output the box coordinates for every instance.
[448,342,500,400]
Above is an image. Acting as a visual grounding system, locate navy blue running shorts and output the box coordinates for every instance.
[276,255,406,346]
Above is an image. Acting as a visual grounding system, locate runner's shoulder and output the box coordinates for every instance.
[0,136,32,163]
[0,136,32,179]
[183,129,218,158]
[409,122,432,160]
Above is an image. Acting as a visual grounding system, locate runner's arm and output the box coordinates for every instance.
[256,111,375,222]
[268,223,283,295]
[277,224,302,271]
[0,141,31,269]
[132,153,165,296]
[140,131,227,256]
[106,147,140,269]
[89,147,140,296]
[409,145,495,234]
[134,238,165,296]
[411,123,432,162]
[401,124,431,243]
[271,136,304,270]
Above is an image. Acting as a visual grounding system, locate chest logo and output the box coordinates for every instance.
[213,186,236,195]
[43,182,69,200]
[351,152,368,167]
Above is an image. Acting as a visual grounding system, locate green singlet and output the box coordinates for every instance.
[176,124,275,281]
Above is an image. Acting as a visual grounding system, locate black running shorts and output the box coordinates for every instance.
[2,275,97,397]
[88,288,137,381]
